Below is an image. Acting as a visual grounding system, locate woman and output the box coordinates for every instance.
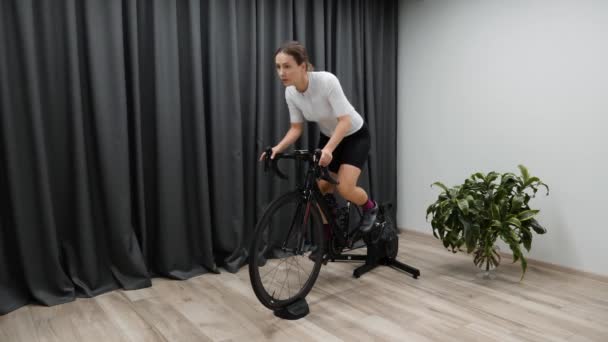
[259,41,377,233]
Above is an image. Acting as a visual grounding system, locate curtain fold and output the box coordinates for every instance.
[0,0,398,315]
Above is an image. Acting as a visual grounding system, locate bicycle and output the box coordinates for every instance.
[248,148,419,315]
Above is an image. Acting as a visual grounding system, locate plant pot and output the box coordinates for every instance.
[473,244,501,279]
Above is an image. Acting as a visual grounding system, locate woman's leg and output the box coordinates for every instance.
[317,173,337,224]
[317,177,337,195]
[312,174,338,259]
[335,164,378,232]
[335,164,367,205]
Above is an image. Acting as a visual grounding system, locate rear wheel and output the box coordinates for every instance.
[249,191,324,310]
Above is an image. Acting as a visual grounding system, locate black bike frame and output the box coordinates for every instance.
[264,148,353,254]
[301,163,353,252]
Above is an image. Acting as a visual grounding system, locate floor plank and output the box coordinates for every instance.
[2,232,607,341]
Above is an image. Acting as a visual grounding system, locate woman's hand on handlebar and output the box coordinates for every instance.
[319,148,333,167]
[259,146,282,161]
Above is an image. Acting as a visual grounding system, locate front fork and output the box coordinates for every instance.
[298,190,314,253]
[279,189,314,255]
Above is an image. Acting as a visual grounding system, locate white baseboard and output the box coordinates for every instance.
[397,227,608,283]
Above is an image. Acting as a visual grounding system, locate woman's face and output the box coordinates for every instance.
[275,52,306,86]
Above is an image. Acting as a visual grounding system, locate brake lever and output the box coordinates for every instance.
[263,146,288,180]
[263,146,272,173]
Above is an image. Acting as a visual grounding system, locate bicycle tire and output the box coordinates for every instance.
[249,190,324,310]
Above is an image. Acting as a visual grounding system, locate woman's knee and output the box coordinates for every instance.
[317,180,335,194]
[336,182,356,198]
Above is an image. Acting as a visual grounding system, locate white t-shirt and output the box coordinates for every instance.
[285,71,364,137]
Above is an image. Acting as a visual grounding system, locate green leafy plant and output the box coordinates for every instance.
[426,165,549,279]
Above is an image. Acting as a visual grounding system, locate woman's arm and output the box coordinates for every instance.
[323,115,351,153]
[319,115,351,166]
[275,122,304,153]
[259,123,304,160]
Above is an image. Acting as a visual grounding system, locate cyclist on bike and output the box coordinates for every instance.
[259,40,377,233]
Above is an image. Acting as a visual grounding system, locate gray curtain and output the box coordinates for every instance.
[0,0,398,315]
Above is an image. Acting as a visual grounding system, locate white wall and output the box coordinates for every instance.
[397,0,608,276]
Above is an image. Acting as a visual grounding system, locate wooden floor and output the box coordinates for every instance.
[2,232,607,342]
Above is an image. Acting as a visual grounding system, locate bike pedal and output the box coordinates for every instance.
[351,239,366,249]
[322,256,330,265]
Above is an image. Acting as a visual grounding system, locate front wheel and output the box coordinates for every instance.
[249,191,324,310]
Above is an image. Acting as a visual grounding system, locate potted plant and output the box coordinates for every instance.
[426,165,549,279]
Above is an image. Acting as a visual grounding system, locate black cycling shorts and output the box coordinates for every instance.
[317,122,371,173]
